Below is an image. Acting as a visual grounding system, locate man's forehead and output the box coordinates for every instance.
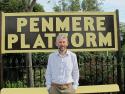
[58,38,67,41]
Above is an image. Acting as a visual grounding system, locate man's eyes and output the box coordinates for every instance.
[59,41,65,43]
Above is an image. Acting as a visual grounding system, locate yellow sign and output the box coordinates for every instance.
[1,12,118,53]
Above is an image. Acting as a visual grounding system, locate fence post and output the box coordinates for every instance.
[116,10,122,93]
[123,56,125,94]
[0,54,3,89]
[0,12,3,89]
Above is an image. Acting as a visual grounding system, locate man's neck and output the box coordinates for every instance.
[59,49,67,56]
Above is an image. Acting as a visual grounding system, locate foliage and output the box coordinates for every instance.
[52,0,104,12]
[0,0,26,12]
[33,3,44,12]
[53,0,70,11]
[4,80,27,88]
[120,22,125,33]
[81,0,104,11]
[121,45,125,55]
[0,0,44,12]
[53,0,80,11]
[32,53,49,67]
[53,4,61,12]
[120,22,125,53]
[121,38,125,53]
[70,0,80,11]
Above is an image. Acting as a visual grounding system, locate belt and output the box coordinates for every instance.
[51,82,72,90]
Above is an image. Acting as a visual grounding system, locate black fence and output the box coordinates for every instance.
[1,53,125,93]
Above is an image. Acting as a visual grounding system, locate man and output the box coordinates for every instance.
[45,34,79,94]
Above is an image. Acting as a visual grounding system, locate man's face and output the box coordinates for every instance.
[56,38,68,52]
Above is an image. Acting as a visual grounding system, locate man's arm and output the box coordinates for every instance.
[45,55,52,90]
[72,54,79,90]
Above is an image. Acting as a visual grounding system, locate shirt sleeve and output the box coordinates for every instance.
[72,54,79,89]
[45,55,52,90]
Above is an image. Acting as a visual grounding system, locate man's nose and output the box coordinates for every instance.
[60,42,64,45]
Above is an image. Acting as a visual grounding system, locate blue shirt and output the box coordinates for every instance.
[45,50,79,89]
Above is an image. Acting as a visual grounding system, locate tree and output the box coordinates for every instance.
[53,0,69,11]
[53,4,61,12]
[120,22,125,33]
[23,0,43,87]
[81,0,103,11]
[33,3,44,12]
[53,0,80,12]
[120,22,125,54]
[52,0,103,12]
[0,0,44,12]
[70,0,80,11]
[0,0,26,12]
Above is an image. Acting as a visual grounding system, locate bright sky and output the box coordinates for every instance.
[37,0,125,22]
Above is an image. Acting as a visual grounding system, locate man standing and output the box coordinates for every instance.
[45,34,79,94]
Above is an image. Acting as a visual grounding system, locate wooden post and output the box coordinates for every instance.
[0,12,3,89]
[25,0,37,87]
[116,10,122,93]
[26,53,34,87]
[0,55,2,89]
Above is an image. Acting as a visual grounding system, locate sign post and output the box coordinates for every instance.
[116,10,122,93]
[0,12,3,89]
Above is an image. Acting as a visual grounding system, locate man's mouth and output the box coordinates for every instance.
[59,46,65,50]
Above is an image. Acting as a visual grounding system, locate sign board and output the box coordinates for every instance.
[1,12,118,53]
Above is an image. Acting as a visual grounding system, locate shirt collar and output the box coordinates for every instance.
[56,50,70,56]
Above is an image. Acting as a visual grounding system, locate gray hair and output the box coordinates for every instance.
[56,33,68,43]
